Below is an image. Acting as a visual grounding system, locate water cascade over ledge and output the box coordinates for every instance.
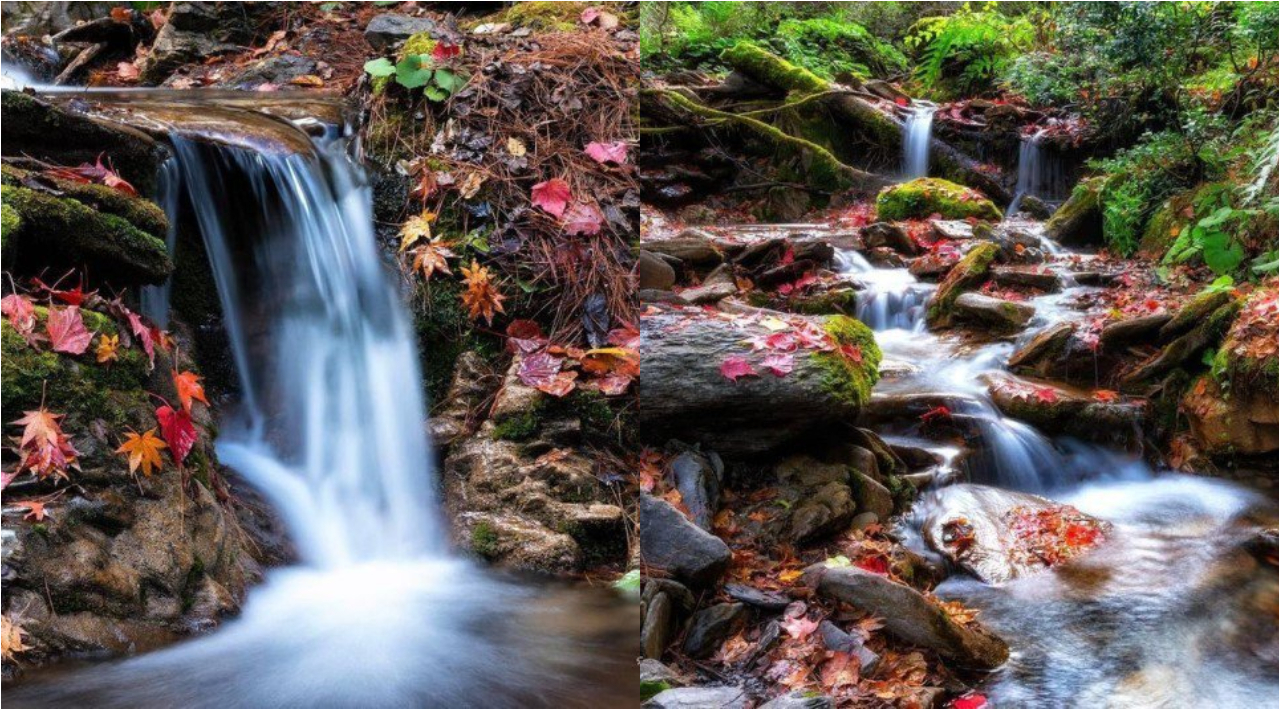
[901,101,937,179]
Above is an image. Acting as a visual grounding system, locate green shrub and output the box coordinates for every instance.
[772,18,907,80]
[905,1,1035,97]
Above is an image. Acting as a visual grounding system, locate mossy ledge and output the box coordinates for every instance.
[876,178,1002,222]
[812,315,882,409]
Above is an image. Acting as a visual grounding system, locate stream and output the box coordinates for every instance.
[5,92,634,708]
[841,162,1278,706]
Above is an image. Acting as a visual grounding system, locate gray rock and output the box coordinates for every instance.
[641,658,683,700]
[818,620,881,674]
[683,602,747,658]
[645,229,724,266]
[952,292,1035,332]
[761,690,835,708]
[675,263,737,305]
[991,265,1060,292]
[724,583,791,611]
[639,250,677,291]
[776,456,856,543]
[851,472,894,521]
[850,511,880,531]
[1008,322,1075,372]
[671,450,720,530]
[814,565,1008,669]
[644,686,748,709]
[364,13,438,51]
[639,495,731,587]
[642,591,674,659]
[1017,194,1054,219]
[222,54,318,89]
[1100,313,1172,346]
[863,222,919,255]
[931,220,976,241]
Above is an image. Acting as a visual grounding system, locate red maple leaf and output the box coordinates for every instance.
[1092,389,1120,403]
[431,42,461,61]
[720,356,758,382]
[584,141,628,165]
[562,202,603,236]
[2,293,37,338]
[1033,387,1059,404]
[765,332,797,352]
[840,343,864,364]
[530,178,572,218]
[156,404,198,466]
[780,614,819,641]
[173,370,209,412]
[951,693,988,709]
[920,405,952,424]
[761,353,794,377]
[124,308,156,368]
[46,306,93,355]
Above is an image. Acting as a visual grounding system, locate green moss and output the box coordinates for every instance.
[774,18,908,80]
[492,406,542,442]
[398,33,437,61]
[414,279,500,406]
[2,184,171,285]
[640,680,672,702]
[1044,176,1103,242]
[876,178,1002,222]
[502,1,587,31]
[791,289,857,316]
[1,164,167,238]
[811,315,881,409]
[470,522,499,558]
[720,42,830,95]
[1,309,150,440]
[926,241,1000,326]
[1,202,20,254]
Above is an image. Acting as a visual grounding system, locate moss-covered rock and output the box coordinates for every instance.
[1,164,168,238]
[1044,176,1103,246]
[812,315,882,409]
[720,42,830,95]
[502,1,588,31]
[2,184,172,286]
[1211,286,1279,394]
[926,241,1001,328]
[397,32,437,60]
[876,178,1001,222]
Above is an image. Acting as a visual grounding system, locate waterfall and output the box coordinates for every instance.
[836,249,932,332]
[166,134,440,566]
[901,102,936,179]
[1007,129,1066,215]
[139,159,181,328]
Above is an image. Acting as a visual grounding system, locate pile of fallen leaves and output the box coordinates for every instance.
[375,5,638,344]
[509,318,638,398]
[1004,504,1111,569]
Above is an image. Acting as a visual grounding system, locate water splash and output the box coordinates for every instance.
[836,249,933,332]
[901,102,937,179]
[1007,129,1067,215]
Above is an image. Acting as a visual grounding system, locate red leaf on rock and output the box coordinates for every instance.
[562,202,603,236]
[595,372,632,396]
[173,370,209,412]
[1034,387,1059,404]
[765,332,797,352]
[156,404,197,466]
[531,178,572,218]
[536,371,577,398]
[517,351,564,389]
[505,319,546,354]
[920,405,952,424]
[431,42,461,61]
[2,294,37,337]
[124,308,155,368]
[46,306,93,354]
[584,141,628,165]
[1092,389,1120,403]
[720,356,758,382]
[840,343,864,364]
[761,353,794,377]
[854,556,890,575]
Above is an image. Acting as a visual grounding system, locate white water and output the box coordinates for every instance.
[7,104,633,709]
[1007,129,1067,216]
[901,102,936,179]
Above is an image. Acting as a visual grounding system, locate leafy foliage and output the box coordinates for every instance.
[904,2,1035,97]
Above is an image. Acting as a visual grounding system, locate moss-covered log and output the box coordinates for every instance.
[638,310,880,456]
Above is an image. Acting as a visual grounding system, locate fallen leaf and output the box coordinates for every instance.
[531,178,572,218]
[12,500,48,522]
[720,356,758,382]
[1033,386,1059,404]
[10,408,79,480]
[506,137,527,157]
[432,41,461,61]
[410,241,455,280]
[116,428,167,477]
[951,692,988,709]
[1,294,37,338]
[96,334,120,363]
[460,260,506,325]
[584,141,628,165]
[562,202,604,236]
[173,370,209,412]
[155,405,197,465]
[46,306,93,355]
[1092,389,1120,403]
[124,308,155,368]
[761,353,794,377]
[2,616,30,662]
[288,74,325,87]
[399,211,437,251]
[780,614,819,641]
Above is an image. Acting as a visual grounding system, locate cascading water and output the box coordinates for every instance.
[901,102,936,179]
[7,99,633,709]
[835,249,932,332]
[1007,129,1066,216]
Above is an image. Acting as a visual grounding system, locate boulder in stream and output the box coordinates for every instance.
[952,292,1036,332]
[876,178,1002,222]
[925,241,1000,328]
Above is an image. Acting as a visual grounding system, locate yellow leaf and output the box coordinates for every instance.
[2,615,30,661]
[506,137,527,157]
[458,171,486,200]
[95,333,120,363]
[399,211,437,252]
[760,316,789,331]
[116,428,167,477]
[778,569,805,584]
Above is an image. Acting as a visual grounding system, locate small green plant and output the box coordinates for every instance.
[364,55,466,101]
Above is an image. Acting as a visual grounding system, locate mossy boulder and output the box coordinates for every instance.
[1182,374,1277,457]
[1045,176,1103,246]
[1210,287,1279,394]
[639,310,880,456]
[774,18,908,80]
[926,241,1001,328]
[720,42,830,95]
[1,184,172,286]
[876,178,1002,222]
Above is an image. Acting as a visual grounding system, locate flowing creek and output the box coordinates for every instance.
[840,219,1278,707]
[901,101,937,179]
[6,92,634,708]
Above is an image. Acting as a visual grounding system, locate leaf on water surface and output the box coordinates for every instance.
[530,178,572,218]
[46,306,93,355]
[720,356,758,382]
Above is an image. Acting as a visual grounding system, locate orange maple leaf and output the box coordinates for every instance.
[116,428,167,477]
[459,260,506,325]
[172,370,209,412]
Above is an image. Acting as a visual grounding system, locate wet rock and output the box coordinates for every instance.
[761,690,835,709]
[138,2,260,84]
[991,265,1060,292]
[876,178,1002,222]
[1160,290,1234,341]
[1100,313,1172,347]
[684,602,747,658]
[675,263,737,305]
[364,13,438,51]
[762,186,811,222]
[909,251,961,279]
[456,512,579,572]
[639,250,677,291]
[932,220,976,241]
[776,456,856,543]
[640,658,683,699]
[864,246,907,268]
[926,241,1000,328]
[1044,176,1103,246]
[639,494,731,587]
[985,372,1142,445]
[1016,194,1054,220]
[640,312,879,456]
[862,222,918,255]
[670,450,721,530]
[222,54,318,89]
[1182,374,1278,456]
[812,565,1008,669]
[952,292,1035,332]
[818,620,880,673]
[1121,299,1241,386]
[724,583,791,611]
[644,686,748,709]
[851,470,895,520]
[641,590,675,659]
[644,228,724,266]
[428,351,493,445]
